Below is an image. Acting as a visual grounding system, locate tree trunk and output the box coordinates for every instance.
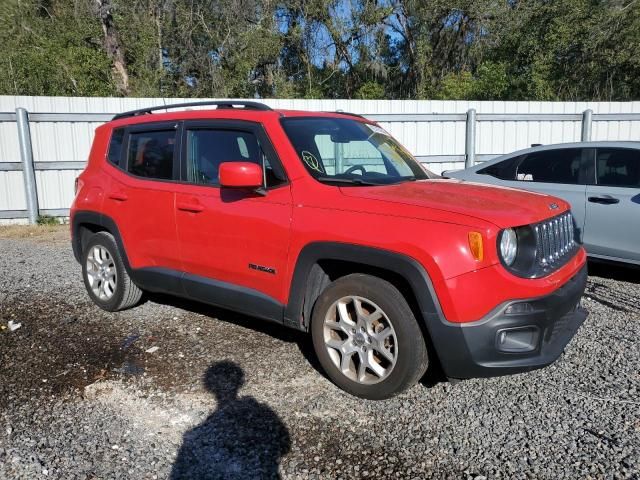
[93,0,130,95]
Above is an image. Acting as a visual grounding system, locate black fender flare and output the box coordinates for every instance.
[71,210,132,272]
[283,242,445,331]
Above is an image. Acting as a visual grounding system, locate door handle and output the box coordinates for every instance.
[588,195,620,205]
[108,191,128,202]
[177,201,204,213]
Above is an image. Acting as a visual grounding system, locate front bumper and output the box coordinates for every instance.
[428,264,588,379]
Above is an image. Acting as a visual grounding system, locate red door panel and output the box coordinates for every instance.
[175,184,292,303]
[101,170,181,271]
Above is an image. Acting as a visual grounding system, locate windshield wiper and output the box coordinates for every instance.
[389,176,417,184]
[315,176,384,186]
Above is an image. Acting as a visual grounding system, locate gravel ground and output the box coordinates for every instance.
[0,226,639,479]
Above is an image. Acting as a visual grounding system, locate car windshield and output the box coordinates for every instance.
[281,117,432,185]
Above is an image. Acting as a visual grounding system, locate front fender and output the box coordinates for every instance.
[284,242,445,330]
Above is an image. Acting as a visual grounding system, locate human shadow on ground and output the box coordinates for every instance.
[170,361,291,480]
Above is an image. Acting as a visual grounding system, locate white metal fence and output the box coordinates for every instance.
[1,96,639,222]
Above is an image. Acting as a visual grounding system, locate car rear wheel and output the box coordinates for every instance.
[311,274,428,399]
[82,232,143,311]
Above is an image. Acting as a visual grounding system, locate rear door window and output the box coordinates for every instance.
[595,148,640,188]
[127,130,177,180]
[515,149,582,184]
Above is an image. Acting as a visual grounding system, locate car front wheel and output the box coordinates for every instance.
[311,274,428,400]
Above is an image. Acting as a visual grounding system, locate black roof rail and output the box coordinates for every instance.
[112,100,272,121]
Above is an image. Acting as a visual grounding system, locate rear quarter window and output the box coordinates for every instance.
[107,128,125,167]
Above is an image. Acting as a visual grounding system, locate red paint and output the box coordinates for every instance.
[219,162,263,188]
[172,183,291,301]
[71,108,587,323]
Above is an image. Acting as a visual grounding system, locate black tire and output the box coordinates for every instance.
[81,232,143,312]
[310,273,428,400]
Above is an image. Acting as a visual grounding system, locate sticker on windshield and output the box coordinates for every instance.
[301,151,324,173]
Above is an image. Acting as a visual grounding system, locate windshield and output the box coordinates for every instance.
[281,117,432,185]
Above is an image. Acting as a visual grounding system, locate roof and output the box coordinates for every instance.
[109,100,374,126]
[514,141,640,152]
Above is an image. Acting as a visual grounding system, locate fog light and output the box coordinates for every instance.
[505,302,533,315]
[496,326,539,353]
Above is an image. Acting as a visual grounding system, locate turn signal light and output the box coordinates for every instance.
[468,232,484,261]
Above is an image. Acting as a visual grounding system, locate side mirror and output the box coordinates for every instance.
[219,162,263,189]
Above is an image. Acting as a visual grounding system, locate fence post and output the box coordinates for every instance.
[465,108,476,168]
[581,109,593,142]
[16,107,39,224]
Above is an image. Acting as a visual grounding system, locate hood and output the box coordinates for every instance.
[339,179,569,228]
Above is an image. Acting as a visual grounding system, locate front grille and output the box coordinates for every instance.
[533,212,577,272]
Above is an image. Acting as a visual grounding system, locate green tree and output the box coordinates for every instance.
[0,0,638,100]
[356,81,385,99]
[0,1,116,96]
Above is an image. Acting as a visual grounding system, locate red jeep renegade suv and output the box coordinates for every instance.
[71,101,588,399]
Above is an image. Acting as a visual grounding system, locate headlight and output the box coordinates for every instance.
[499,228,518,266]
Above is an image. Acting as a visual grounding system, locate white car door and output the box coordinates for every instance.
[584,147,640,263]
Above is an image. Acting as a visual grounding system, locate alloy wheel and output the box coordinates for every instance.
[85,245,117,300]
[323,295,398,384]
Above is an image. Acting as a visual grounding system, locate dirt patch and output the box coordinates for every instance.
[0,292,234,406]
[0,295,146,406]
[0,224,69,244]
